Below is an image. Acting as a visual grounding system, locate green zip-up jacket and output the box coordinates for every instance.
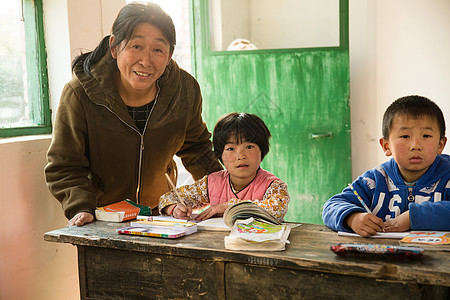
[45,53,222,219]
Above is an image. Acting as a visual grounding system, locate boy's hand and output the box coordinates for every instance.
[384,211,411,232]
[195,202,228,221]
[346,212,385,237]
[67,212,94,227]
[171,204,193,220]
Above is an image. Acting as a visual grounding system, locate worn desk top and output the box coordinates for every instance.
[44,222,450,287]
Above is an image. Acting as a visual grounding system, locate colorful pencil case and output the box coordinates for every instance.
[330,243,424,257]
[117,226,187,239]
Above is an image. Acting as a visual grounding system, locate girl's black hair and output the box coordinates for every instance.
[382,95,446,139]
[72,1,176,76]
[213,113,271,163]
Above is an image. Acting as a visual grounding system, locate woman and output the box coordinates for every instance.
[45,2,222,226]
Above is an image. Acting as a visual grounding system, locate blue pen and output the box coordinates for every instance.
[348,183,372,214]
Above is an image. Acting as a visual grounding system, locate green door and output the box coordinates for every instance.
[190,0,351,224]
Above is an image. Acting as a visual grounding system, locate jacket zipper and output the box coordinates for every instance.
[96,83,160,204]
[407,187,415,202]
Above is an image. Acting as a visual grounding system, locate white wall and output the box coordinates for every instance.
[350,0,450,177]
[0,1,449,299]
[0,136,79,300]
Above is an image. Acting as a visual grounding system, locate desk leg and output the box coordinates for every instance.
[77,246,87,300]
[215,261,225,300]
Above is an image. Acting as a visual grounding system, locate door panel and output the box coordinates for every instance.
[191,0,350,224]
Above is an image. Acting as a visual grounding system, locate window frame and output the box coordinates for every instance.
[0,0,51,138]
[194,0,348,57]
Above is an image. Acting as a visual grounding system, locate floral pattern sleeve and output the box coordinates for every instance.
[228,179,290,222]
[158,175,210,215]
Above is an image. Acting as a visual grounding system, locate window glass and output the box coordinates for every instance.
[0,0,50,137]
[209,0,340,51]
[0,1,29,127]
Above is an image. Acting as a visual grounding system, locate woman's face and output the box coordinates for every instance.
[110,23,173,96]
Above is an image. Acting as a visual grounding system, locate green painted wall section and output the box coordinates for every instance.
[191,1,351,224]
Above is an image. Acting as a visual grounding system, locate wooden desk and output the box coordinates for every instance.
[44,222,450,300]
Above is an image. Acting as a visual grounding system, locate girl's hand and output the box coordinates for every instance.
[346,212,385,237]
[384,211,410,232]
[170,204,193,220]
[67,212,94,227]
[195,202,228,221]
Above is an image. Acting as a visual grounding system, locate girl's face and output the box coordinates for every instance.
[221,135,262,190]
[110,23,172,98]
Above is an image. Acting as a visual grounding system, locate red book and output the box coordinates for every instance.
[95,200,141,222]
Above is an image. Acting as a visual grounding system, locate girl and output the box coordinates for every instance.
[159,112,290,222]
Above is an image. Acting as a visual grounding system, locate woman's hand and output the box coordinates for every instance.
[67,212,94,227]
[194,202,228,221]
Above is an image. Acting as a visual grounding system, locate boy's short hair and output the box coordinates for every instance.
[382,95,446,139]
[213,112,271,163]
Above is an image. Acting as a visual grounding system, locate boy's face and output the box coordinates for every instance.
[221,135,262,190]
[379,114,447,182]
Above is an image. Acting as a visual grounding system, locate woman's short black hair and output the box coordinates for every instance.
[213,113,271,163]
[382,95,446,139]
[72,1,176,75]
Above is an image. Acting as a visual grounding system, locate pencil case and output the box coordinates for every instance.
[330,243,424,257]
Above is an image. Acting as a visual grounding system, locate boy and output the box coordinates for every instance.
[159,112,290,222]
[323,95,449,237]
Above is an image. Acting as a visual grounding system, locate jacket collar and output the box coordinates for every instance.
[383,154,450,186]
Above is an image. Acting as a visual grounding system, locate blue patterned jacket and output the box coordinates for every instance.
[323,154,450,232]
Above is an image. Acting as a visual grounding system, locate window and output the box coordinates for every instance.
[209,0,340,51]
[0,0,51,137]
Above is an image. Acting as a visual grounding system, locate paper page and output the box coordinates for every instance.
[137,215,190,222]
[338,231,409,239]
[196,217,230,231]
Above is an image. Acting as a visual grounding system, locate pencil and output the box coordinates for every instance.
[348,183,385,233]
[348,183,372,214]
[165,173,187,207]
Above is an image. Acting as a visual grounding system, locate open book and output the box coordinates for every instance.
[222,202,289,251]
[223,201,280,228]
[224,218,290,251]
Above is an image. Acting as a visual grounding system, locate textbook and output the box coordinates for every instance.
[400,231,450,245]
[95,199,151,222]
[223,201,280,228]
[224,217,291,251]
